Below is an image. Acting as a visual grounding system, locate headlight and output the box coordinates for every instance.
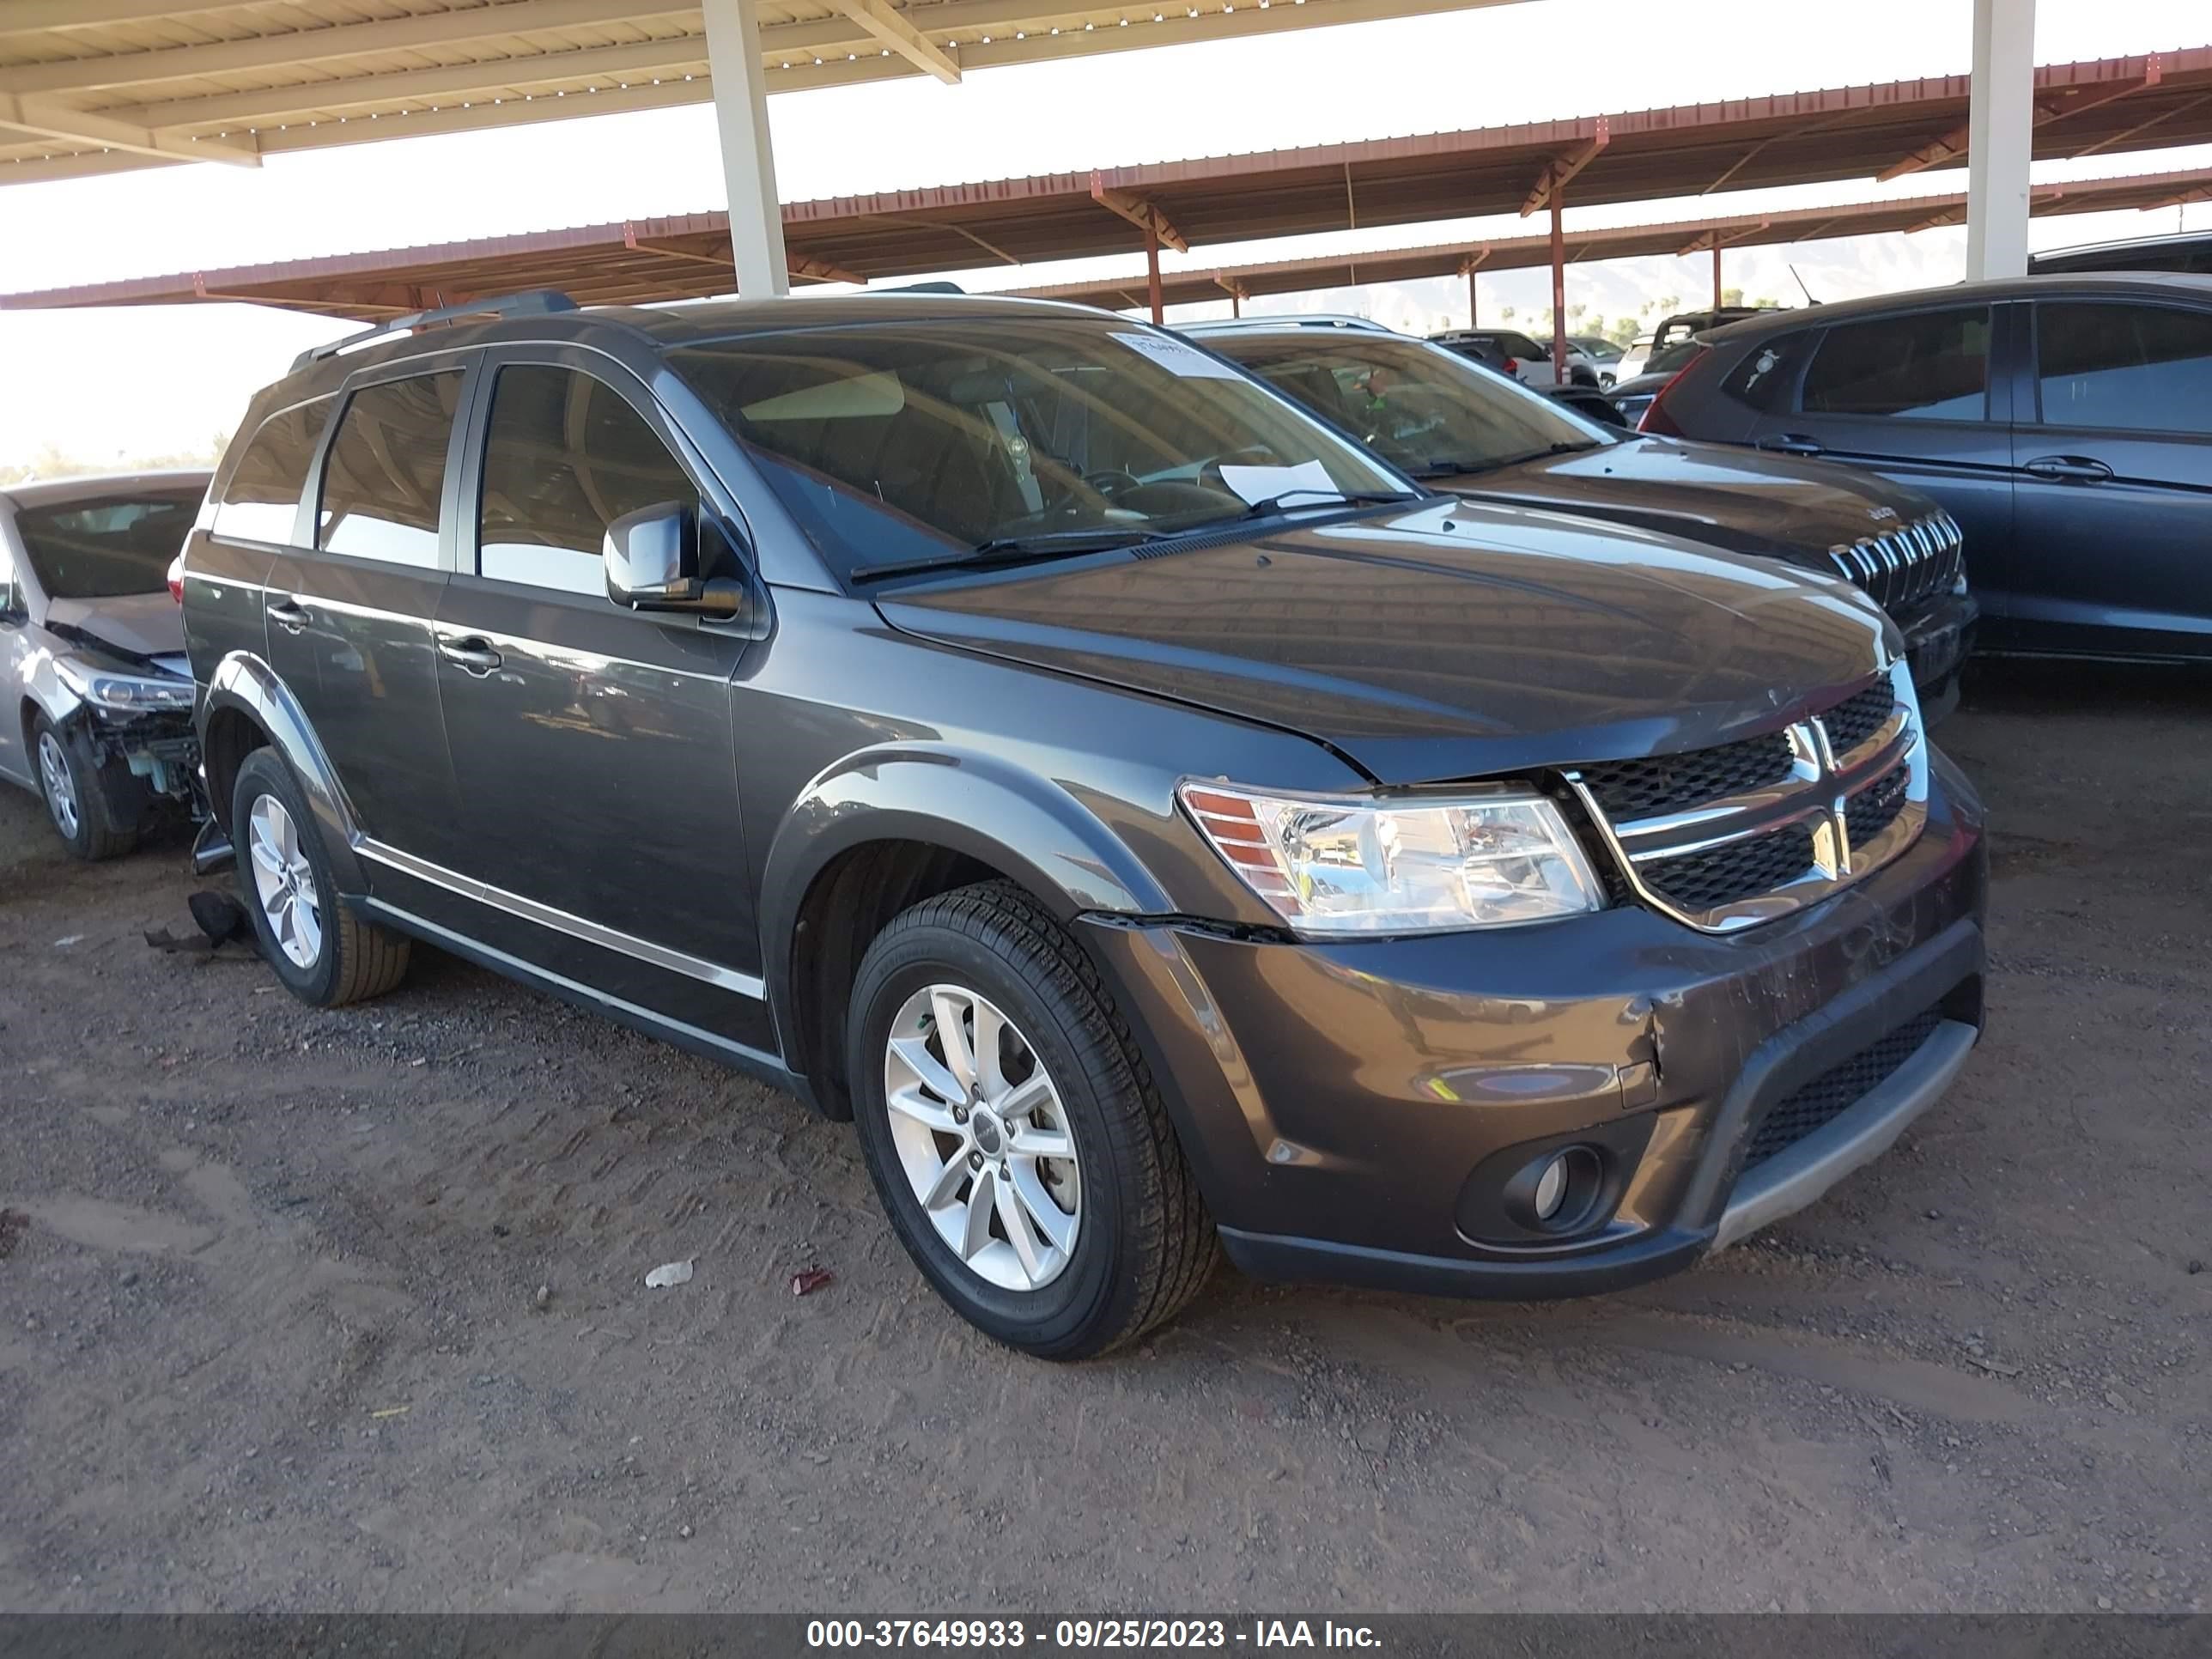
[54,657,194,712]
[1180,782,1605,935]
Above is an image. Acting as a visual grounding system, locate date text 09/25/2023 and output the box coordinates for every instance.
[805,1620,1384,1650]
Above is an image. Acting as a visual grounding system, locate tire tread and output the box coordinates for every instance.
[233,750,410,1007]
[868,881,1216,1356]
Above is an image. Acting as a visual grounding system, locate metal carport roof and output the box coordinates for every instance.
[5,43,2207,310]
[0,0,1528,186]
[12,160,2211,320]
[1002,166,2212,313]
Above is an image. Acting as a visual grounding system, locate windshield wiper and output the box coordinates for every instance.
[1487,441,1606,470]
[1227,487,1422,520]
[849,527,1164,585]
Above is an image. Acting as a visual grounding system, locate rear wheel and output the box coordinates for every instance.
[847,881,1215,1358]
[231,748,410,1006]
[33,713,140,861]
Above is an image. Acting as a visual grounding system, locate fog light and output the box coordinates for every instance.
[1533,1154,1569,1221]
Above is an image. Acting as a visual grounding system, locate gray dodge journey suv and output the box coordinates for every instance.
[180,291,1988,1358]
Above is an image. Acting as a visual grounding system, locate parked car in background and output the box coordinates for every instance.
[1191,320,1977,710]
[0,471,207,857]
[1430,328,1600,387]
[1569,334,1626,386]
[179,290,1984,1358]
[1615,333,1656,382]
[2030,230,2212,276]
[1635,273,2212,662]
[1650,306,1780,356]
[1607,338,1707,428]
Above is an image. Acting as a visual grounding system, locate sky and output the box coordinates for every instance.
[1,0,2207,470]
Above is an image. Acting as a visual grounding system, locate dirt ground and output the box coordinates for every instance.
[1,661,2206,1615]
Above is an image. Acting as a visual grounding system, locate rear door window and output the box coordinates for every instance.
[211,396,331,544]
[475,365,698,596]
[317,373,465,567]
[2033,301,2212,434]
[1800,307,1990,421]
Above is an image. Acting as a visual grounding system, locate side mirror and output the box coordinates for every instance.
[603,501,746,621]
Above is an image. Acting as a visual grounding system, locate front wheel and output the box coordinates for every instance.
[847,882,1216,1359]
[33,712,141,860]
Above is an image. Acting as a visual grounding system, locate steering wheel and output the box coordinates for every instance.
[1084,469,1143,499]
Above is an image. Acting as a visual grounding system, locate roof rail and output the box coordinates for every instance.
[292,289,579,373]
[870,280,966,295]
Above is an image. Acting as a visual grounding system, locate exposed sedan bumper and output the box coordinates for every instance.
[1080,752,1987,1300]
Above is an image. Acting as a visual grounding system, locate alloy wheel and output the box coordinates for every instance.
[246,794,324,969]
[882,983,1082,1292]
[37,731,79,840]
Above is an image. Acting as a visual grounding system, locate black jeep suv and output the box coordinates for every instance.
[180,291,1987,1358]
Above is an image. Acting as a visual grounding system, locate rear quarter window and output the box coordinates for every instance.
[1720,334,1807,412]
[211,395,333,544]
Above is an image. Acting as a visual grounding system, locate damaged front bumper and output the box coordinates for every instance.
[1079,751,1988,1300]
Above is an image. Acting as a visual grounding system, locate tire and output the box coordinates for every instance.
[847,881,1216,1359]
[32,712,140,861]
[231,748,410,1007]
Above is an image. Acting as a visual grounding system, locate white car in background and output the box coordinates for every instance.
[1426,328,1600,388]
[1613,334,1656,383]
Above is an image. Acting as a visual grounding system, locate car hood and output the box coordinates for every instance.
[1442,435,1937,565]
[43,592,188,670]
[877,500,1891,786]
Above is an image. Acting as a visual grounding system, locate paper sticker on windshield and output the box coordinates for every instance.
[1218,459,1341,507]
[1111,331,1243,380]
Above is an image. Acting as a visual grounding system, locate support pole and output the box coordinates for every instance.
[702,0,789,298]
[1146,229,1164,325]
[1712,240,1723,312]
[1550,194,1567,382]
[1468,266,1479,326]
[1965,0,2036,281]
[1231,290,1242,319]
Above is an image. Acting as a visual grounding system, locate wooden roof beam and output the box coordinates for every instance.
[1674,218,1766,256]
[1905,204,1967,233]
[0,2,244,31]
[0,90,258,165]
[1881,65,2160,182]
[789,252,867,285]
[1521,121,1607,216]
[825,0,961,84]
[112,40,713,131]
[1091,180,1188,252]
[0,1,697,96]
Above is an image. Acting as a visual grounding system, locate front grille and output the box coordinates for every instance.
[1741,1008,1944,1170]
[1818,684,1895,757]
[1577,731,1795,821]
[1566,671,1926,932]
[1641,823,1815,912]
[1826,513,1964,615]
[1843,763,1911,848]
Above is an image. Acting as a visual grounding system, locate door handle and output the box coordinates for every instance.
[1758,434,1826,457]
[266,598,310,633]
[436,635,504,676]
[2022,455,2112,483]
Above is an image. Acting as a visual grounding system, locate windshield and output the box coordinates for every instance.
[14,489,202,600]
[1206,332,1615,477]
[671,317,1414,580]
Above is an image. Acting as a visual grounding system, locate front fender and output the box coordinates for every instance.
[757,742,1175,1019]
[198,651,366,894]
